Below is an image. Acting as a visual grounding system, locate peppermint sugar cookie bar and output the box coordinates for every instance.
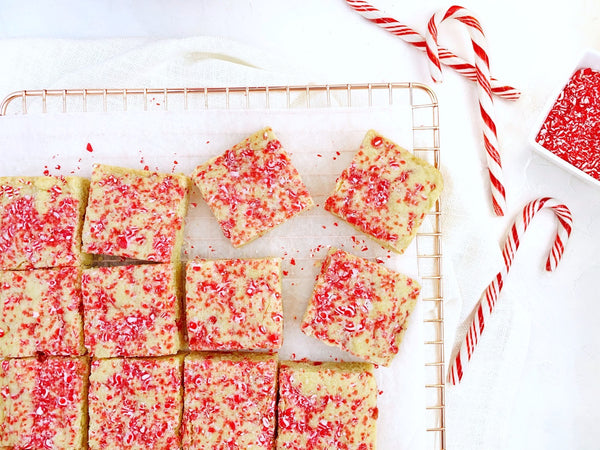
[191,127,314,247]
[87,356,183,450]
[0,176,88,270]
[82,164,190,262]
[0,356,89,449]
[0,267,84,358]
[325,130,443,254]
[82,263,182,358]
[185,257,283,351]
[182,352,278,449]
[277,360,378,449]
[301,248,420,366]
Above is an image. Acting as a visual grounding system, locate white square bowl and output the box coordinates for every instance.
[529,48,600,188]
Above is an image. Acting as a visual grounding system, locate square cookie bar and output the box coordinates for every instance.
[0,356,89,449]
[182,352,278,449]
[185,257,283,351]
[325,130,443,254]
[0,267,84,357]
[191,127,314,247]
[0,176,89,270]
[277,360,378,449]
[88,356,183,450]
[82,164,190,262]
[82,263,182,358]
[301,248,420,366]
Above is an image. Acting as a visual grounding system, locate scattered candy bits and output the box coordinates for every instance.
[536,68,600,181]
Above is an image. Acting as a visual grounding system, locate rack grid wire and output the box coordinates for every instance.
[0,82,446,450]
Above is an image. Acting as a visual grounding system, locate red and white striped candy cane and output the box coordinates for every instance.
[426,5,506,216]
[345,0,521,100]
[449,198,573,385]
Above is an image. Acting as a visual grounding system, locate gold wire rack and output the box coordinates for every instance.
[0,82,446,449]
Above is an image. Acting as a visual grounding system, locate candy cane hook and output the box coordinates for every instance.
[426,5,506,217]
[449,198,573,384]
[345,0,521,100]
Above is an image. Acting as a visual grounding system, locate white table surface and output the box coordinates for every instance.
[1,1,599,449]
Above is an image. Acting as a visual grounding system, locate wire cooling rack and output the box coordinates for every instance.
[0,83,446,449]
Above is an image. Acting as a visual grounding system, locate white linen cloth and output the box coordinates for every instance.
[0,1,599,448]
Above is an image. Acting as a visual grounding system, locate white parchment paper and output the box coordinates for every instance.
[0,106,426,448]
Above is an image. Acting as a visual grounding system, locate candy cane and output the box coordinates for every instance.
[426,5,506,216]
[448,198,573,385]
[345,0,521,100]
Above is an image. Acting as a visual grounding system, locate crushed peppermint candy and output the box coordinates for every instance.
[536,68,600,181]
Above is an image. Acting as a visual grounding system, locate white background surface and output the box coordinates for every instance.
[1,1,599,449]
